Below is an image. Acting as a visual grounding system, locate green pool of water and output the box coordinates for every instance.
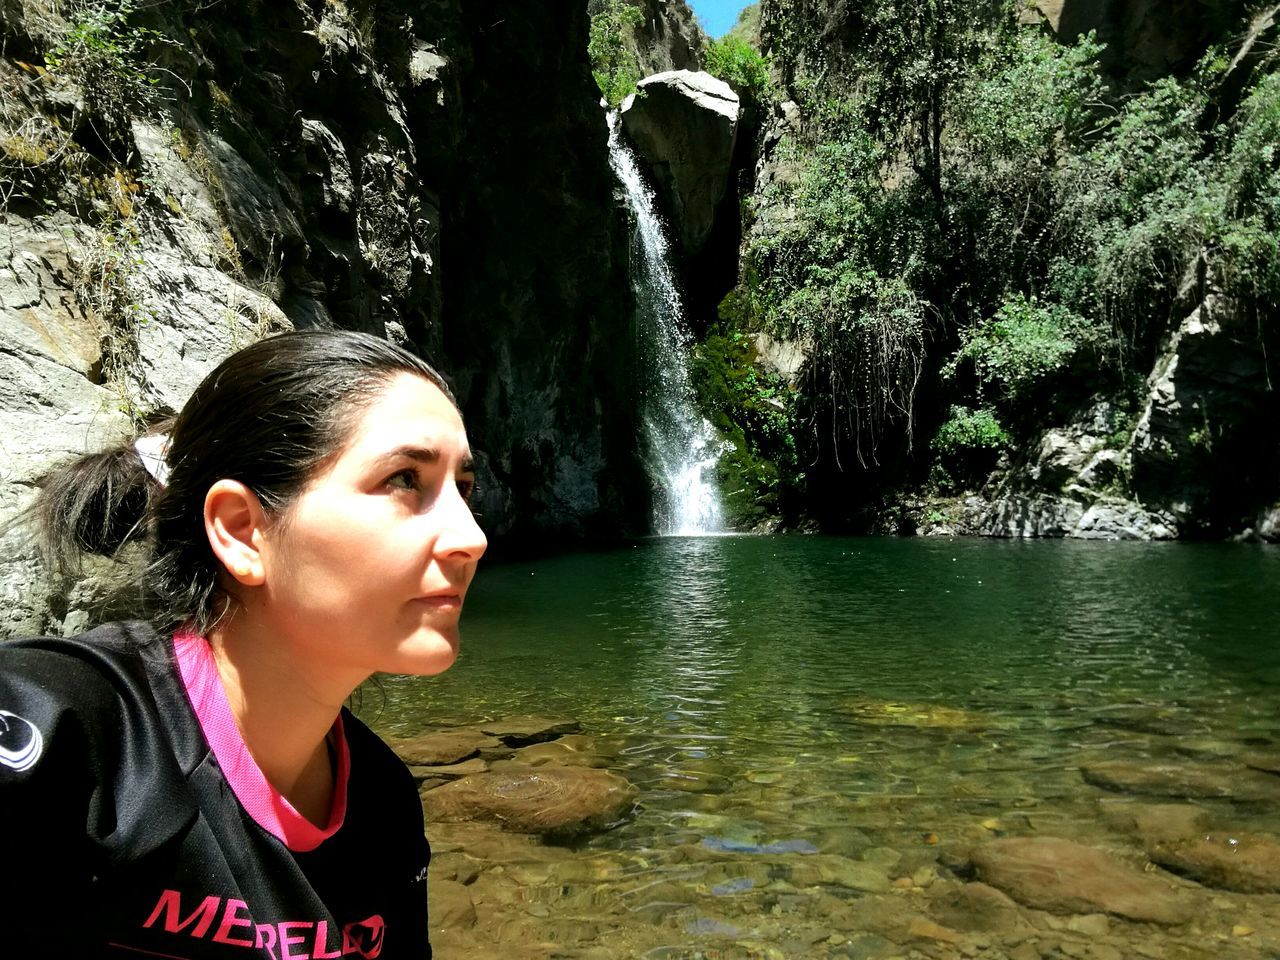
[363,536,1280,958]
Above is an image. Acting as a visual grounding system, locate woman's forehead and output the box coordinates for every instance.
[346,374,470,458]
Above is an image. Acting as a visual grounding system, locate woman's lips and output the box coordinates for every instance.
[414,593,462,609]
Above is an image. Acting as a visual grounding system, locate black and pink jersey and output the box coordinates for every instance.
[0,621,432,959]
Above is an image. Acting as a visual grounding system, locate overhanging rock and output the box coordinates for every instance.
[620,70,739,255]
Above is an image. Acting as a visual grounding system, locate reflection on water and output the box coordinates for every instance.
[367,537,1280,958]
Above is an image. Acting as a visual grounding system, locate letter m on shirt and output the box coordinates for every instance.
[143,889,221,938]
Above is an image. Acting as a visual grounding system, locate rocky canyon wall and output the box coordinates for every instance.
[0,0,645,635]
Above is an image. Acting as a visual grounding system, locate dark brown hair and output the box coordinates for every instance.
[36,329,456,632]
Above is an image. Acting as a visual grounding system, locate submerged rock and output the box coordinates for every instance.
[479,717,582,747]
[1149,833,1280,893]
[1082,761,1280,801]
[1100,802,1212,844]
[970,837,1193,924]
[842,697,1000,731]
[421,767,637,837]
[391,730,499,765]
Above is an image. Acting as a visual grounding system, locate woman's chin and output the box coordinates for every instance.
[390,629,460,676]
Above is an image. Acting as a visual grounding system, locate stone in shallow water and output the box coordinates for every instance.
[701,836,818,855]
[931,881,1034,937]
[428,878,476,930]
[479,716,582,746]
[841,697,1002,731]
[507,734,610,768]
[1099,801,1211,844]
[409,758,489,781]
[1081,761,1280,801]
[790,855,891,893]
[1243,752,1280,775]
[390,730,498,765]
[970,837,1194,924]
[421,766,636,837]
[1149,833,1280,893]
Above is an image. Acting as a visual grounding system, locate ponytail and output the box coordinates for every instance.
[34,431,166,579]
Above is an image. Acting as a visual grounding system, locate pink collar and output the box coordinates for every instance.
[173,628,350,852]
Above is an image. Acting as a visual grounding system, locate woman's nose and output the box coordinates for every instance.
[435,484,487,561]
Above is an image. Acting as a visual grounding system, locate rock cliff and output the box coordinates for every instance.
[0,0,645,635]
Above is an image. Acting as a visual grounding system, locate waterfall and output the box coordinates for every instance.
[606,111,724,536]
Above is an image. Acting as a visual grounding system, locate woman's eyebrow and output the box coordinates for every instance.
[378,445,440,465]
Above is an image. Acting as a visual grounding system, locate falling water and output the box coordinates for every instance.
[607,112,725,535]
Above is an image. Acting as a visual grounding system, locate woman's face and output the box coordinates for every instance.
[255,372,487,680]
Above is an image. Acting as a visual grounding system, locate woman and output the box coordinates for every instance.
[0,330,486,958]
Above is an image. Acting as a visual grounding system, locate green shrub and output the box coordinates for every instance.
[944,294,1097,405]
[932,405,1009,457]
[588,0,644,107]
[705,35,770,100]
[45,1,170,136]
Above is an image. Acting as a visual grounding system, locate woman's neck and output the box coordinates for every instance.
[206,611,365,827]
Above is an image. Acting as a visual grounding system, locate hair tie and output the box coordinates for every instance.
[134,433,171,488]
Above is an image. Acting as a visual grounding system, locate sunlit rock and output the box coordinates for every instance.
[970,837,1194,924]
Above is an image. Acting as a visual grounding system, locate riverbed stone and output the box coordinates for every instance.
[429,878,477,930]
[1099,802,1212,844]
[1081,760,1280,800]
[421,766,637,837]
[1243,752,1280,775]
[478,717,582,747]
[1149,833,1280,893]
[931,882,1035,937]
[787,855,891,893]
[409,758,489,780]
[969,837,1193,924]
[392,730,498,765]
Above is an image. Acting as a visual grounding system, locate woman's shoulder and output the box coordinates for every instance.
[0,620,197,852]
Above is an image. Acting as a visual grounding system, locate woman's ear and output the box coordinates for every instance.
[204,480,268,587]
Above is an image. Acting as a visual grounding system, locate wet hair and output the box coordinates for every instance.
[35,329,457,632]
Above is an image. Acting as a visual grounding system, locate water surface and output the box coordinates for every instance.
[365,537,1280,959]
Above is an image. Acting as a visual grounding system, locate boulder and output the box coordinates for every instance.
[970,837,1193,924]
[931,882,1034,937]
[1081,761,1280,801]
[421,767,637,837]
[620,70,739,255]
[1149,833,1280,893]
[390,730,499,765]
[478,717,581,747]
[408,758,489,780]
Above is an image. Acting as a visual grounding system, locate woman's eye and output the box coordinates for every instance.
[457,478,476,503]
[387,469,419,491]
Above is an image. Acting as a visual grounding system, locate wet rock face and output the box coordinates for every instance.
[620,70,740,256]
[1127,292,1280,536]
[969,837,1195,924]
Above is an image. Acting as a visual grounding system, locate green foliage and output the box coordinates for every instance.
[931,405,1009,468]
[705,35,770,100]
[944,295,1096,405]
[588,0,644,108]
[45,1,170,135]
[688,327,803,526]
